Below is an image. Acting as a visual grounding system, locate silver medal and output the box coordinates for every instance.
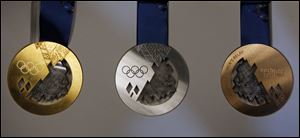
[115,43,189,116]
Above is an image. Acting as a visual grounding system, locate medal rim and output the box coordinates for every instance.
[7,41,83,115]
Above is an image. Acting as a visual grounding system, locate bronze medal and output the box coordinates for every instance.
[221,44,293,116]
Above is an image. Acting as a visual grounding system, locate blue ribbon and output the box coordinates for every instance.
[39,1,75,47]
[137,1,168,45]
[241,1,271,46]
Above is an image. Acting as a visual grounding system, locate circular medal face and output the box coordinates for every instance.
[221,44,293,116]
[7,41,83,115]
[115,43,189,116]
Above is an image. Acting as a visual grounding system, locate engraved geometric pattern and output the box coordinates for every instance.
[232,58,286,106]
[137,43,171,67]
[36,42,69,66]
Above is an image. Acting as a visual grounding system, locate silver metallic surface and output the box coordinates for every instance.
[115,43,189,116]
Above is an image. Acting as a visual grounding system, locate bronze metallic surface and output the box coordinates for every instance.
[7,41,83,115]
[221,44,293,116]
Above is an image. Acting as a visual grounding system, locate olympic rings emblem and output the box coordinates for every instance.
[16,60,41,75]
[122,65,148,78]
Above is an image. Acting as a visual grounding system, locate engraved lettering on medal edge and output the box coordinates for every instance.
[229,50,243,65]
[122,45,178,105]
[232,58,286,107]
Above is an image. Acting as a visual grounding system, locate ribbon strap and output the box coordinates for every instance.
[241,1,271,46]
[137,1,169,45]
[39,1,75,46]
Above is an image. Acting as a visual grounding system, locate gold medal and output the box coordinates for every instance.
[221,44,293,116]
[7,41,82,115]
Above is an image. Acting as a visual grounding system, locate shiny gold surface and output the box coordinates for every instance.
[221,44,293,116]
[7,41,83,115]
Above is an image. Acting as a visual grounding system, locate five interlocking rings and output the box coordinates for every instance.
[122,65,148,78]
[16,60,41,75]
